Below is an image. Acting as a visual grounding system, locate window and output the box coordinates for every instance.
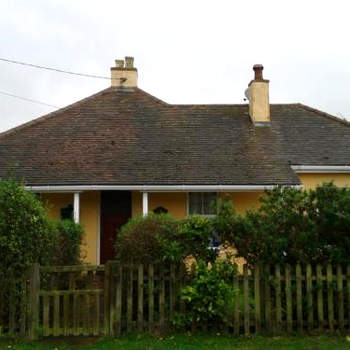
[61,204,73,220]
[188,192,217,215]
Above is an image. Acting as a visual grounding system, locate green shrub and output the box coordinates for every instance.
[53,219,84,265]
[308,182,350,263]
[177,215,218,263]
[115,213,219,265]
[0,179,59,312]
[0,180,58,273]
[157,215,217,263]
[214,183,350,266]
[114,213,178,264]
[174,258,238,328]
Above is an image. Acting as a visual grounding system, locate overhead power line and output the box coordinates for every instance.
[0,57,111,80]
[0,90,60,108]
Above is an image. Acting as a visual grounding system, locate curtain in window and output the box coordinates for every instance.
[189,192,217,215]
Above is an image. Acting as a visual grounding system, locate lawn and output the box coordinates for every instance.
[1,334,350,350]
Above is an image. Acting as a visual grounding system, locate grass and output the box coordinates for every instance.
[1,333,350,350]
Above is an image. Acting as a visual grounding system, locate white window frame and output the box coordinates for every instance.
[186,192,218,217]
[186,192,221,250]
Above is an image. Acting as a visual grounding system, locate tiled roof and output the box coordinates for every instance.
[0,87,349,186]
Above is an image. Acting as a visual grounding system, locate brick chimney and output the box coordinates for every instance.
[246,64,270,126]
[111,56,138,87]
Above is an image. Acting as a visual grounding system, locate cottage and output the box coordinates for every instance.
[0,57,349,264]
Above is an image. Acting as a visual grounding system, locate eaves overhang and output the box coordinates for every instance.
[25,184,303,193]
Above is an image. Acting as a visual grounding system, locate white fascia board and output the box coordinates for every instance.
[25,184,302,193]
[291,165,350,173]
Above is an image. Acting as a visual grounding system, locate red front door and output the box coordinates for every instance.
[100,191,131,264]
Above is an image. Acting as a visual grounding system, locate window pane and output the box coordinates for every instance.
[189,192,202,214]
[189,192,217,215]
[203,192,217,215]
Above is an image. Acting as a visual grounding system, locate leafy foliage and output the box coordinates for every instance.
[174,258,238,328]
[177,215,218,263]
[115,214,218,264]
[114,213,178,265]
[0,180,84,299]
[0,180,58,273]
[53,219,84,266]
[158,215,218,264]
[0,179,59,316]
[213,183,350,265]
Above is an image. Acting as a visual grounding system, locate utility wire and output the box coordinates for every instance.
[0,57,111,80]
[0,90,60,108]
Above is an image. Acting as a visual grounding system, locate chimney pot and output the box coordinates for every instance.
[253,64,264,80]
[125,56,134,68]
[115,59,125,68]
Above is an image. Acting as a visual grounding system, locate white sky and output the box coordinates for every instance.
[1,0,350,132]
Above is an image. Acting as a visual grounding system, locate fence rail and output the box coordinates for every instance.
[1,262,350,338]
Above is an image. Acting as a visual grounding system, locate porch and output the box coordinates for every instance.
[34,188,265,265]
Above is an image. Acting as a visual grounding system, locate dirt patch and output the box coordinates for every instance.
[38,336,101,347]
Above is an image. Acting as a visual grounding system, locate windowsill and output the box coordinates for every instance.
[187,214,217,217]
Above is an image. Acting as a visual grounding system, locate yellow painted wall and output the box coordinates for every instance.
[132,191,263,217]
[132,191,187,219]
[298,173,350,189]
[41,191,100,265]
[219,192,263,214]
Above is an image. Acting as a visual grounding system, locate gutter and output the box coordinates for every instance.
[291,165,350,173]
[25,184,303,193]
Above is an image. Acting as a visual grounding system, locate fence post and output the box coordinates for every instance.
[285,264,292,332]
[104,261,111,336]
[296,263,303,332]
[109,262,116,338]
[148,264,154,332]
[27,263,40,340]
[137,264,144,332]
[306,264,313,331]
[254,264,261,333]
[275,264,282,333]
[327,264,334,332]
[20,269,29,337]
[243,264,250,336]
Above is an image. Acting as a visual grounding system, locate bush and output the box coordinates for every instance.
[115,213,219,265]
[0,179,59,313]
[114,213,178,265]
[53,219,84,265]
[214,183,350,266]
[174,258,238,328]
[176,215,218,263]
[308,183,350,263]
[0,180,58,273]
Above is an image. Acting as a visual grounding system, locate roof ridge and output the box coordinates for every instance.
[0,87,114,139]
[171,103,247,106]
[135,87,168,106]
[297,103,350,127]
[170,103,300,107]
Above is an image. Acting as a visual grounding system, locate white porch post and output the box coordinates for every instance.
[73,192,80,223]
[142,192,149,216]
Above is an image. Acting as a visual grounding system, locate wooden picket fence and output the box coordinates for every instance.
[1,262,350,338]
